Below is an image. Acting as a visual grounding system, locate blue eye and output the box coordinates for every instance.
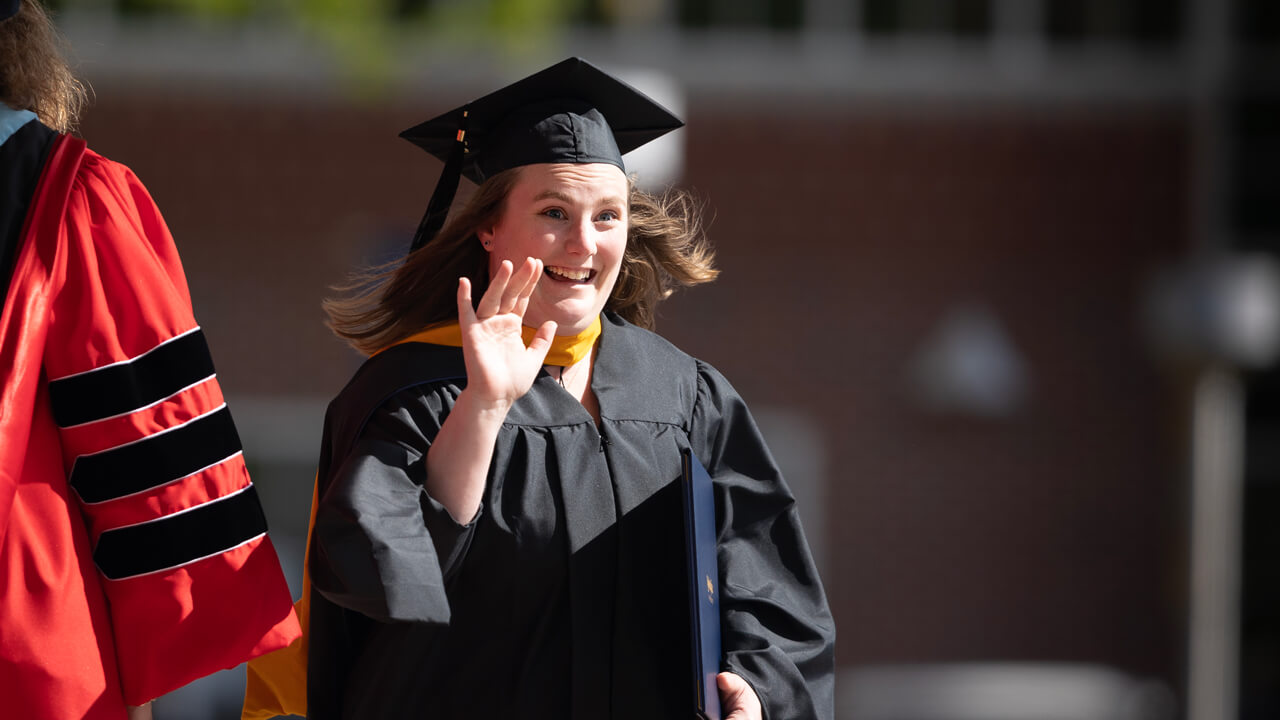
[596,210,619,222]
[544,208,566,220]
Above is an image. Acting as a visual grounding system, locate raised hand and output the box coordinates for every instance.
[426,258,558,523]
[456,257,557,411]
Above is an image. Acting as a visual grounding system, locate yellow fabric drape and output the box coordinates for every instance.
[389,315,601,367]
[241,480,317,719]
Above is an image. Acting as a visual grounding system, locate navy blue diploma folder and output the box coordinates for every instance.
[681,449,722,720]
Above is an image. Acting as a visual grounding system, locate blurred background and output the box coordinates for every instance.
[39,0,1279,717]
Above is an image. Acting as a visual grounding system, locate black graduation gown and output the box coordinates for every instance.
[307,312,835,720]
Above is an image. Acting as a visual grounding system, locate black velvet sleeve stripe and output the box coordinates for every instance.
[48,328,216,428]
[94,485,268,581]
[69,405,243,504]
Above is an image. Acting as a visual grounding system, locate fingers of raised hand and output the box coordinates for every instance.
[475,260,513,319]
[512,259,542,317]
[456,277,476,324]
[499,258,538,315]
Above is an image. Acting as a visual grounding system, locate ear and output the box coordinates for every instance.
[478,225,495,251]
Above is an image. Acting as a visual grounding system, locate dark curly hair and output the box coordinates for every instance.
[0,0,88,133]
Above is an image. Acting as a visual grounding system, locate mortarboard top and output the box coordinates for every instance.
[400,57,683,251]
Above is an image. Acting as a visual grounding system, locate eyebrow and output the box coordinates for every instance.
[532,189,626,208]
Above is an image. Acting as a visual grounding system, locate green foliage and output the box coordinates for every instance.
[64,0,576,97]
[415,0,571,55]
[113,0,257,20]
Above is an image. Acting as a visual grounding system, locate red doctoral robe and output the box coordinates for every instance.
[0,131,300,718]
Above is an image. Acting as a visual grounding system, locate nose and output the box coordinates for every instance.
[564,217,597,256]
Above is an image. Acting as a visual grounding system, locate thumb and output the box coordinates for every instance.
[526,320,558,359]
[717,672,762,719]
[717,672,744,703]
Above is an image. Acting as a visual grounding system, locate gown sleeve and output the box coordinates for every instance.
[310,388,479,624]
[43,150,299,706]
[690,360,837,720]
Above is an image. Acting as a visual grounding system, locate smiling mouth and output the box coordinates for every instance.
[545,266,595,283]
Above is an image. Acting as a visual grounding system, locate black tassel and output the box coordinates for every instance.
[409,110,469,253]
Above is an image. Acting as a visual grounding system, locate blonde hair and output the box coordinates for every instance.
[325,168,718,355]
[0,0,88,133]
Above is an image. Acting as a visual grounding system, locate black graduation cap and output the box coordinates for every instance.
[2,0,20,21]
[400,57,683,251]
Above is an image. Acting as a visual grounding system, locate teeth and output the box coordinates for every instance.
[547,266,591,281]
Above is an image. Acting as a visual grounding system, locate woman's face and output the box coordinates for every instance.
[480,162,629,335]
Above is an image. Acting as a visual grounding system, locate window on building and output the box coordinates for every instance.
[1236,0,1280,46]
[862,0,992,38]
[676,0,804,30]
[1045,0,1183,47]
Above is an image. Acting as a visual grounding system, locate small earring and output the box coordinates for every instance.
[483,240,491,248]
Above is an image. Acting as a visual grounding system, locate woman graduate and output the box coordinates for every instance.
[302,58,834,719]
[0,2,299,719]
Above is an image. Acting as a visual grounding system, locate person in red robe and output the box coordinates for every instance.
[0,3,301,718]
